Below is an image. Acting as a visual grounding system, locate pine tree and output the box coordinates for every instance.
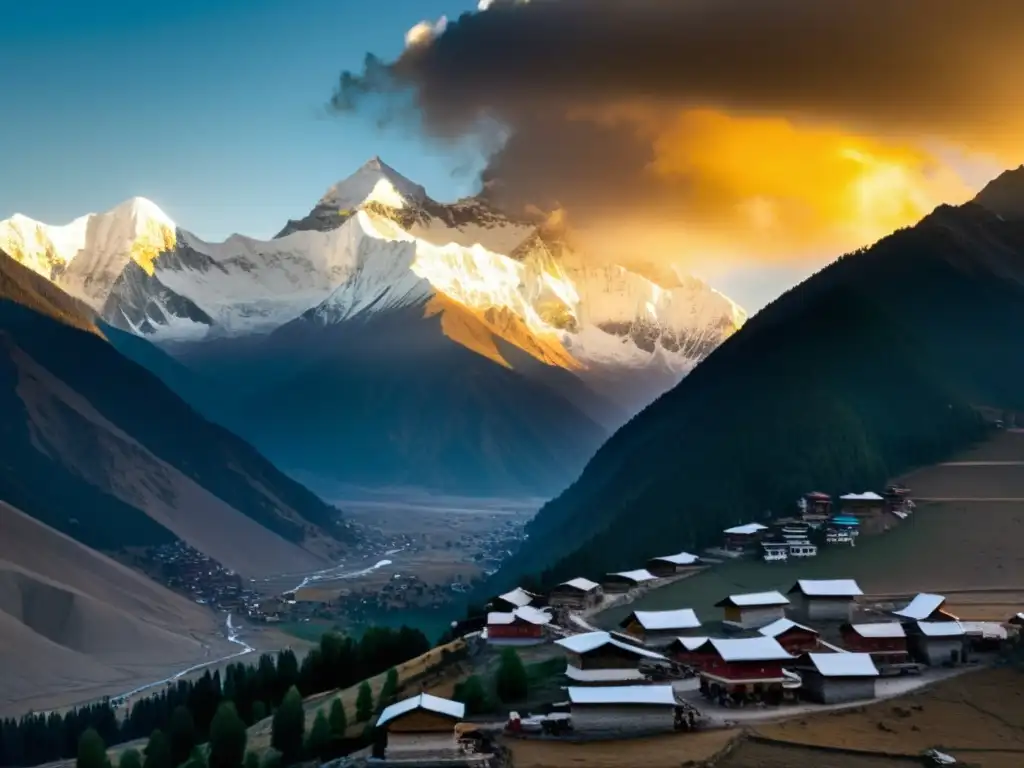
[327,699,347,741]
[270,687,304,766]
[355,683,373,724]
[119,748,143,768]
[76,728,108,768]
[376,669,398,713]
[142,730,172,768]
[250,702,267,725]
[182,747,206,768]
[208,703,246,768]
[168,706,197,768]
[304,711,330,761]
[243,752,260,768]
[453,676,488,716]
[495,648,528,703]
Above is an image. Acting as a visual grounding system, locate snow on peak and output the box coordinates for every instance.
[318,157,428,212]
[0,197,178,308]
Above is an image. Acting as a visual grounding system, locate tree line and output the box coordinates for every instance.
[0,625,429,768]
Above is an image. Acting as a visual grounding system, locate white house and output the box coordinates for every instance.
[788,579,864,621]
[568,685,678,735]
[797,652,879,704]
[715,590,790,629]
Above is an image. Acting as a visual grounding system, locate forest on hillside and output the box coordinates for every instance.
[495,202,1024,589]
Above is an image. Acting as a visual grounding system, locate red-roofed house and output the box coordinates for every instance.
[697,637,794,705]
[759,618,820,655]
[840,623,910,667]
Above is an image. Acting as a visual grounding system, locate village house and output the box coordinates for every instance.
[715,590,791,629]
[759,618,821,654]
[840,623,910,667]
[620,608,702,646]
[788,579,864,621]
[667,636,713,670]
[826,515,859,545]
[761,540,789,562]
[602,568,658,593]
[489,587,538,613]
[839,492,889,534]
[484,606,551,646]
[884,484,913,514]
[893,593,959,622]
[960,621,1009,652]
[795,652,880,704]
[548,578,603,611]
[567,685,679,736]
[801,491,833,525]
[697,637,795,706]
[722,522,768,553]
[645,551,702,577]
[555,631,666,685]
[905,621,968,666]
[375,693,466,763]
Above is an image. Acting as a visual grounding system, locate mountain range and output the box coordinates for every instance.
[490,165,1024,587]
[0,158,745,497]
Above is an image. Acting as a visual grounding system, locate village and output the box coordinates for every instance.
[353,485,1022,768]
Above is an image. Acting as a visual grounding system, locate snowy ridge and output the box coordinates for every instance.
[0,157,746,404]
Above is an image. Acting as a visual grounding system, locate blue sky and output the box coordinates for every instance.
[0,0,479,240]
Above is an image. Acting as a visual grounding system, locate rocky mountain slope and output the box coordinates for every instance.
[0,248,352,577]
[490,167,1024,586]
[0,501,235,716]
[1,158,745,496]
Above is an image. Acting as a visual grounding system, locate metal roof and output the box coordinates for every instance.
[847,622,906,638]
[496,588,535,608]
[607,568,657,583]
[716,590,790,607]
[959,621,1008,640]
[558,577,601,592]
[376,694,465,728]
[790,579,864,597]
[723,522,769,535]
[555,631,666,659]
[916,621,965,637]
[840,492,884,500]
[893,593,946,620]
[649,551,700,566]
[568,685,677,706]
[487,606,552,626]
[708,637,794,662]
[626,609,701,631]
[565,665,646,683]
[673,636,710,651]
[759,618,819,638]
[806,652,879,677]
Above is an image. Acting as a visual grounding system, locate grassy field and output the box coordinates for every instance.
[753,666,1024,766]
[597,431,1024,629]
[505,728,738,768]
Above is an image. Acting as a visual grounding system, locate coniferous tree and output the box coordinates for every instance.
[119,748,143,768]
[76,728,108,768]
[243,752,260,768]
[327,699,347,742]
[304,711,330,761]
[270,687,304,766]
[250,702,267,725]
[355,683,373,724]
[208,703,246,768]
[495,648,528,703]
[168,706,197,768]
[376,669,398,713]
[452,676,488,716]
[142,730,172,768]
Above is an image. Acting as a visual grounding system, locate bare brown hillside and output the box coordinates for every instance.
[0,502,235,716]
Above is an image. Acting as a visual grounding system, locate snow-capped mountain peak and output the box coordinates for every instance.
[318,156,427,213]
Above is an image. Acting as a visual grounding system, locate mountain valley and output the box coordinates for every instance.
[0,158,745,497]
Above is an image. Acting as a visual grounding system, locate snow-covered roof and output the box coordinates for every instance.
[790,579,864,598]
[960,621,1008,640]
[557,577,601,593]
[376,694,465,728]
[847,622,906,639]
[487,606,551,626]
[565,665,645,683]
[649,551,700,566]
[716,590,790,608]
[625,609,701,631]
[759,618,819,638]
[496,588,535,608]
[806,652,879,677]
[606,569,657,584]
[840,492,884,501]
[567,685,677,706]
[893,593,947,620]
[708,637,793,662]
[555,631,666,659]
[916,621,965,637]
[723,523,768,535]
[673,636,710,652]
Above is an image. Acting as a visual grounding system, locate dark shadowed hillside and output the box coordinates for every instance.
[0,249,354,577]
[493,172,1024,588]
